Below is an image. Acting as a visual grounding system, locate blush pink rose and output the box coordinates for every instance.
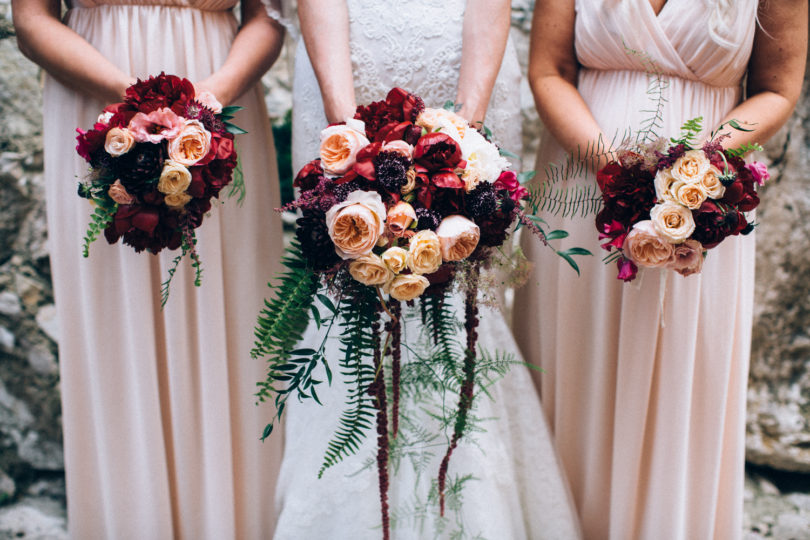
[667,238,705,277]
[622,220,674,268]
[128,107,184,143]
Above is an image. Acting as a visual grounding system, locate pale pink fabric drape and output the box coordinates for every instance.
[513,1,758,538]
[42,2,283,538]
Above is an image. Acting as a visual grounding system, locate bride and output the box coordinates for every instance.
[268,1,582,538]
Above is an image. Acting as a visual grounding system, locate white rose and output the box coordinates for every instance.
[654,169,677,203]
[459,127,510,185]
[650,202,695,243]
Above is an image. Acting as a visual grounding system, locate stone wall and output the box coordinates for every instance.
[0,1,808,536]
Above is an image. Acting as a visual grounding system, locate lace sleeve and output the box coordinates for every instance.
[260,0,299,41]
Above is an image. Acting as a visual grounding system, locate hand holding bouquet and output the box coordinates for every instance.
[75,73,245,304]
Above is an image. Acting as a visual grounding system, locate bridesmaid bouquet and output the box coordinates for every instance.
[253,88,585,538]
[596,118,769,282]
[75,73,245,304]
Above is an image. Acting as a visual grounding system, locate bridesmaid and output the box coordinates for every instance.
[13,1,285,538]
[513,0,806,538]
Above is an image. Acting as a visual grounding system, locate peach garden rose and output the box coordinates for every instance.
[168,119,212,166]
[319,120,370,175]
[325,190,387,259]
[623,220,674,268]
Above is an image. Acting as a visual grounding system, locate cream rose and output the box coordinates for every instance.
[319,122,370,175]
[623,220,674,268]
[407,230,442,275]
[654,169,677,203]
[387,274,430,302]
[416,108,467,142]
[107,179,134,205]
[348,253,393,286]
[167,120,212,166]
[325,190,387,259]
[164,191,192,209]
[700,166,726,199]
[387,201,417,236]
[104,127,135,157]
[381,247,409,274]
[401,167,418,195]
[670,149,711,184]
[650,202,696,243]
[668,238,705,277]
[435,215,480,262]
[673,182,708,210]
[157,160,192,196]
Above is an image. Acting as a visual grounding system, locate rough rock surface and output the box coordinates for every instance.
[748,55,810,474]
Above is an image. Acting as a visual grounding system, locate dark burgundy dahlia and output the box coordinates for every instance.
[374,151,410,193]
[114,142,167,196]
[296,210,340,270]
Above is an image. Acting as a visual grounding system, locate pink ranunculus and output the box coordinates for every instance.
[616,256,638,282]
[745,161,770,186]
[493,170,529,201]
[128,107,185,144]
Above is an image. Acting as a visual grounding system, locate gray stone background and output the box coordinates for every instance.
[0,1,808,538]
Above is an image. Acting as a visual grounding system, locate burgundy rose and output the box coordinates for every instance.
[294,159,325,190]
[125,72,195,115]
[413,132,462,171]
[353,142,383,180]
[354,87,425,141]
[691,201,729,249]
[431,169,465,189]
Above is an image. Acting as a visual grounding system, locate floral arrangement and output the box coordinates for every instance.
[253,88,586,539]
[75,73,245,304]
[596,118,768,282]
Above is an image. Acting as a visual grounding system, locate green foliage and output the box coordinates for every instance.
[159,230,203,308]
[252,241,321,439]
[220,105,248,135]
[227,154,246,205]
[726,142,763,158]
[82,200,117,258]
[671,116,704,147]
[319,284,380,477]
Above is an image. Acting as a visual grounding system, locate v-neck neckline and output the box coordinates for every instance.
[648,0,669,18]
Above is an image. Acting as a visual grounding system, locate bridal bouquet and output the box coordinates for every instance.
[253,88,584,538]
[75,73,245,303]
[596,118,769,282]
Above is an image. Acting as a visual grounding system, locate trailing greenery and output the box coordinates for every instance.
[252,240,321,440]
[318,283,380,477]
[227,154,247,205]
[81,200,117,258]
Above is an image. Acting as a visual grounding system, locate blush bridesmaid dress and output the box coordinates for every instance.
[42,1,283,538]
[513,0,759,538]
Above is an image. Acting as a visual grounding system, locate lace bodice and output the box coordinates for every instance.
[574,0,757,87]
[291,0,522,172]
[68,0,236,9]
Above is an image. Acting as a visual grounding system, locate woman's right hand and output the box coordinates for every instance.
[12,0,135,103]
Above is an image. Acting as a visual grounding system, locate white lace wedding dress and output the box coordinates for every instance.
[272,1,581,538]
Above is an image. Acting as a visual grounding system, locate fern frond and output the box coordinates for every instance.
[726,142,763,158]
[82,201,117,258]
[227,152,247,205]
[252,240,320,438]
[318,283,379,477]
[528,182,603,218]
